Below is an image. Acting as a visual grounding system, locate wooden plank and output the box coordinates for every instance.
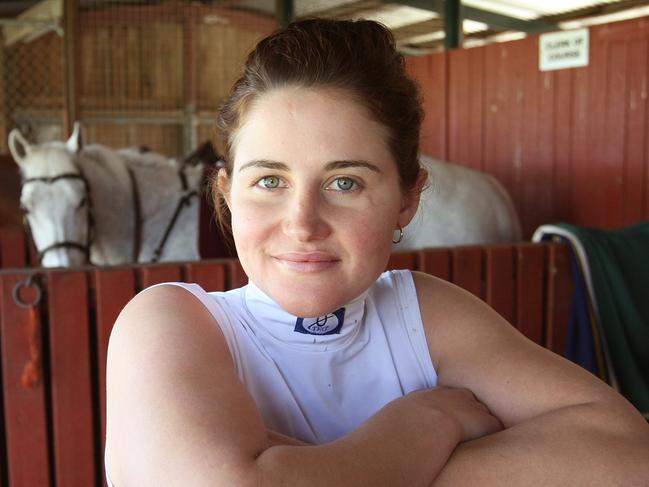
[184,261,227,291]
[622,38,648,225]
[386,252,417,271]
[515,244,546,345]
[585,27,609,227]
[553,68,574,223]
[0,228,27,268]
[407,53,447,159]
[137,264,182,289]
[571,51,591,226]
[227,260,248,290]
[418,248,450,280]
[601,40,628,227]
[451,246,483,298]
[467,47,485,172]
[448,49,470,166]
[47,271,96,487]
[545,243,572,355]
[0,272,51,486]
[484,245,515,324]
[93,268,136,487]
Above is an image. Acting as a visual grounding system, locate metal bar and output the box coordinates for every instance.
[183,9,198,154]
[276,0,294,28]
[444,0,461,49]
[384,0,554,33]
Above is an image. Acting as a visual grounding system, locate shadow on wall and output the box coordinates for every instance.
[0,155,21,228]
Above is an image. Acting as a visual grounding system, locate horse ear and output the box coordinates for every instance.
[8,128,31,165]
[66,121,83,153]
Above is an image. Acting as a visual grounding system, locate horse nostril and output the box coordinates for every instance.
[77,197,87,209]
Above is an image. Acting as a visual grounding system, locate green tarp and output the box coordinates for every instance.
[557,222,649,416]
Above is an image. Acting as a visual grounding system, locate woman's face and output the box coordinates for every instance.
[222,87,420,317]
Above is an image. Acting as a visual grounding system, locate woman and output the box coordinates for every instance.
[105,19,649,486]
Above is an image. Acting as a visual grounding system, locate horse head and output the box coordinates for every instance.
[8,122,93,267]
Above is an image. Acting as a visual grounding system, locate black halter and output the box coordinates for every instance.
[20,172,95,265]
[127,165,199,263]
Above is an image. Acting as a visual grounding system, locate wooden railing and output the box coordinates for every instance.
[0,230,573,487]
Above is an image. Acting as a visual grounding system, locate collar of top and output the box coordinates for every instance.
[242,280,368,351]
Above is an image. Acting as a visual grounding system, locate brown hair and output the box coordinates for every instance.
[213,18,424,234]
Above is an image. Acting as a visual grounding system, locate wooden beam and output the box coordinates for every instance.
[298,0,382,19]
[391,18,443,42]
[63,0,79,137]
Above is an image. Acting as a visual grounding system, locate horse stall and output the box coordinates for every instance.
[0,242,572,487]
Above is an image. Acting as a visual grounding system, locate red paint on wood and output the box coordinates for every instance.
[138,264,182,288]
[227,260,247,290]
[623,39,648,225]
[415,18,649,233]
[93,268,136,487]
[485,245,515,323]
[47,271,96,487]
[386,252,417,271]
[0,273,51,486]
[545,243,572,355]
[602,41,628,227]
[407,53,447,159]
[448,49,470,167]
[467,48,485,172]
[0,228,27,268]
[515,244,546,344]
[418,248,451,280]
[451,246,483,298]
[554,68,574,223]
[184,261,227,291]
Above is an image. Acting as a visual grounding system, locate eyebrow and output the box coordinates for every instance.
[238,159,381,173]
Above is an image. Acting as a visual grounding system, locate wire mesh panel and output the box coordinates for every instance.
[1,0,65,152]
[0,0,276,159]
[77,0,276,158]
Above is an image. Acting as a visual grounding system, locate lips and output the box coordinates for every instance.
[272,252,340,272]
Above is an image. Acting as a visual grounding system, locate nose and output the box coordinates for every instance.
[283,189,331,241]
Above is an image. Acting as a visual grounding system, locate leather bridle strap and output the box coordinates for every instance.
[150,168,199,263]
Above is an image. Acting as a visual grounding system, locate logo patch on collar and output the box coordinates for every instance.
[294,308,345,335]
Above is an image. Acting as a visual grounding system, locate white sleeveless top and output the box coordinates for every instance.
[105,269,437,486]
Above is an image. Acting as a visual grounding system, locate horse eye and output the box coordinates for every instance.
[20,203,30,214]
[76,197,86,209]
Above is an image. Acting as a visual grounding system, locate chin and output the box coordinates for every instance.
[276,293,343,318]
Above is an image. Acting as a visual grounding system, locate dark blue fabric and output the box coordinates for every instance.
[564,241,600,377]
[538,235,599,376]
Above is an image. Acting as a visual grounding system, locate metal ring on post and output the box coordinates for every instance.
[12,274,42,309]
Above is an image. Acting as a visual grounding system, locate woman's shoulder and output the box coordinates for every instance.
[107,283,238,380]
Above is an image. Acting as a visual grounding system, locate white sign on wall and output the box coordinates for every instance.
[539,29,589,72]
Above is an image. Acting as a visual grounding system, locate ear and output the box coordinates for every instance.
[8,129,31,165]
[216,167,231,209]
[65,121,83,153]
[397,169,428,228]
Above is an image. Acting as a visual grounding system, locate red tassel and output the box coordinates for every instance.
[21,306,41,389]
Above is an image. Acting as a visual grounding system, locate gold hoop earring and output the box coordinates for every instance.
[392,225,404,244]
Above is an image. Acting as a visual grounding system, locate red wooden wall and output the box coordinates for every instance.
[407,16,649,238]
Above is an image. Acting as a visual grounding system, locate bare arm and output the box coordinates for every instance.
[412,272,649,485]
[106,285,495,487]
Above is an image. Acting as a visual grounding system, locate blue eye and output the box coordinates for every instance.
[332,177,356,191]
[258,176,281,189]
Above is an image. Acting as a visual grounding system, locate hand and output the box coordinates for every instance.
[394,387,504,443]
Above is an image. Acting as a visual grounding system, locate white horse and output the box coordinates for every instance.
[399,155,522,250]
[8,123,204,267]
